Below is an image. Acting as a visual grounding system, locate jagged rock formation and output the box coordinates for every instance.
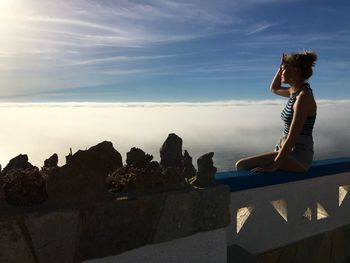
[107,134,198,194]
[160,133,183,168]
[0,179,5,206]
[0,134,217,207]
[0,155,46,206]
[1,154,34,177]
[192,152,217,187]
[182,150,196,179]
[43,153,58,169]
[1,168,47,206]
[126,147,153,168]
[46,141,122,204]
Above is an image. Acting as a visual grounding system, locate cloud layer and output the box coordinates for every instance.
[0,100,349,171]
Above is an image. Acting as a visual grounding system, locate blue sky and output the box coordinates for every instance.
[1,0,349,102]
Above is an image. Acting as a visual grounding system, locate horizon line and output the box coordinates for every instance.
[0,99,350,107]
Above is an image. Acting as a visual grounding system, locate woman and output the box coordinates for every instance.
[235,51,318,173]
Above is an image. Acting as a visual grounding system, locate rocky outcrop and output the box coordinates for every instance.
[182,150,196,179]
[126,147,153,168]
[1,168,47,206]
[1,154,34,177]
[43,153,58,169]
[46,141,122,204]
[192,152,217,187]
[160,133,183,168]
[107,134,198,194]
[0,133,217,207]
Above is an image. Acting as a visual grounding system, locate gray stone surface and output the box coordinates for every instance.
[152,189,201,243]
[76,195,166,262]
[25,210,80,263]
[227,245,261,263]
[153,184,230,243]
[83,228,227,263]
[197,184,230,231]
[0,184,230,263]
[0,220,36,263]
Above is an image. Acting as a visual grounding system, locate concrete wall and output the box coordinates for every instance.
[0,184,230,263]
[227,172,350,254]
[83,228,227,263]
[258,222,350,263]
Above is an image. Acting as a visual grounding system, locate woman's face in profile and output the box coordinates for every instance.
[281,63,298,84]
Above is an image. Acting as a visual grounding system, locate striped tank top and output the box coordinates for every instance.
[281,83,316,136]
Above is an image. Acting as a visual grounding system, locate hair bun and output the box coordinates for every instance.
[304,51,318,67]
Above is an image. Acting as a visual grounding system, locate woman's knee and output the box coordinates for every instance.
[235,159,247,170]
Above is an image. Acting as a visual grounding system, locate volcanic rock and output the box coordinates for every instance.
[126,147,153,168]
[2,168,47,206]
[192,152,217,187]
[44,153,58,169]
[46,141,123,204]
[0,179,5,206]
[182,150,196,179]
[1,154,34,177]
[160,133,183,168]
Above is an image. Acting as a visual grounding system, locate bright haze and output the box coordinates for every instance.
[0,1,349,171]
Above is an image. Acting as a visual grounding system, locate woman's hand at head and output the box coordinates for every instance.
[280,53,285,66]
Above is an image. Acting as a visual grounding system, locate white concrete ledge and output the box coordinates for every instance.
[226,171,350,254]
[82,228,227,263]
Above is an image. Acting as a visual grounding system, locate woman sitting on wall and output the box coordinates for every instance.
[235,51,318,173]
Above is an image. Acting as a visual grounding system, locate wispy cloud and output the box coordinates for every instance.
[246,22,274,35]
[99,69,149,75]
[68,54,180,66]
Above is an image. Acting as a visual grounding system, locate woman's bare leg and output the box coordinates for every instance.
[235,152,278,170]
[235,152,307,172]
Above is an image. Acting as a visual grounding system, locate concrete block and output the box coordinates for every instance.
[0,220,36,263]
[24,210,80,263]
[314,232,332,263]
[293,234,323,263]
[152,189,201,243]
[227,245,260,263]
[331,228,345,263]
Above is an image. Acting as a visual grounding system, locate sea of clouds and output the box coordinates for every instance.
[0,100,349,172]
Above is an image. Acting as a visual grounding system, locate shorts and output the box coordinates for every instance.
[274,134,314,171]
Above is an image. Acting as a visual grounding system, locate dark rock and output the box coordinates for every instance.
[65,148,73,164]
[2,168,47,206]
[126,147,153,168]
[46,141,123,204]
[1,154,34,177]
[44,153,58,168]
[192,152,217,187]
[182,150,196,179]
[160,133,183,168]
[0,179,5,206]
